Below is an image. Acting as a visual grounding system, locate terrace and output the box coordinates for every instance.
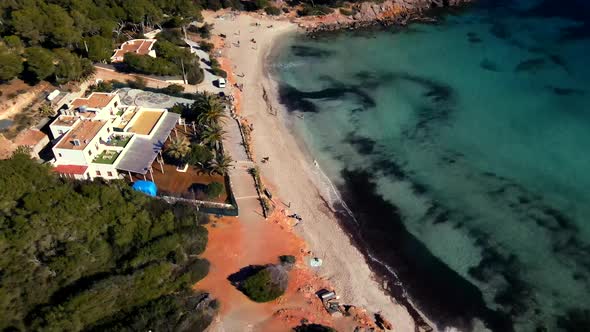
[104,134,132,148]
[114,109,137,131]
[93,150,120,164]
[134,162,228,203]
[126,110,163,136]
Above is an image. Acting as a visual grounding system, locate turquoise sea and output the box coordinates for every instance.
[270,0,590,331]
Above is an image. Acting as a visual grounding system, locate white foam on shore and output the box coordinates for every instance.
[267,61,306,70]
[310,160,360,225]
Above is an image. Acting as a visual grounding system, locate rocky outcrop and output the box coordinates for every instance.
[304,0,472,32]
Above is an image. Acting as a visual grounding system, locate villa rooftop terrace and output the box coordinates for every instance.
[55,120,107,150]
[127,110,163,136]
[71,93,116,109]
[112,39,156,60]
[53,115,78,127]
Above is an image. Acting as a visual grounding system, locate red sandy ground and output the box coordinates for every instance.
[195,209,377,331]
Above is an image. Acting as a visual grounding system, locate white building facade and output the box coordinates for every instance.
[50,92,179,182]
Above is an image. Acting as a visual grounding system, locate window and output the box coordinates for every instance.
[107,171,113,177]
[88,150,92,156]
[96,171,101,176]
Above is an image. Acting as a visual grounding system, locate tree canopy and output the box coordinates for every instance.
[0,0,204,84]
[0,48,23,81]
[0,154,212,331]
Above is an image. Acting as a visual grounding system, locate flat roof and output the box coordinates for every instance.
[117,112,180,174]
[127,110,163,136]
[53,115,78,127]
[112,39,156,60]
[71,93,116,109]
[53,164,88,175]
[55,120,107,150]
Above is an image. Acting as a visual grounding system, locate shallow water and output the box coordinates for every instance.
[270,1,590,331]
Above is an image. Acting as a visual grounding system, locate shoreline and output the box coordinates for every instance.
[206,10,426,332]
[260,28,438,332]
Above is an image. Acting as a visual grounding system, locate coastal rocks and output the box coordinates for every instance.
[306,0,473,33]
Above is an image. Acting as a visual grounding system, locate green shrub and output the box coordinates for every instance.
[279,255,296,265]
[297,5,334,16]
[156,29,186,46]
[128,76,147,89]
[196,23,214,39]
[205,0,223,11]
[209,56,220,68]
[339,8,355,16]
[294,324,338,332]
[205,182,224,198]
[253,0,269,10]
[264,6,282,16]
[163,16,186,28]
[90,80,114,93]
[123,53,182,76]
[187,144,213,167]
[211,67,227,78]
[162,84,185,95]
[187,67,205,85]
[241,267,286,302]
[184,259,210,284]
[225,0,243,10]
[199,41,214,52]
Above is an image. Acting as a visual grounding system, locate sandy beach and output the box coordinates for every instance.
[201,10,418,331]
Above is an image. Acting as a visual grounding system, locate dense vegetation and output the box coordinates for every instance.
[0,0,202,83]
[122,31,204,83]
[0,0,371,85]
[0,154,212,331]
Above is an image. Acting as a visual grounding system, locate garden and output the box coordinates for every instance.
[93,150,120,164]
[105,134,131,147]
[155,93,234,204]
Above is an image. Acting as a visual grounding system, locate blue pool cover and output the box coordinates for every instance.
[132,180,157,196]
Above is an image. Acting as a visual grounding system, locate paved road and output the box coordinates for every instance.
[184,39,226,95]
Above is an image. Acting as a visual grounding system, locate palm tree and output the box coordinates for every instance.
[165,137,190,164]
[194,92,226,127]
[194,92,222,112]
[201,125,226,151]
[208,154,233,175]
[196,107,226,128]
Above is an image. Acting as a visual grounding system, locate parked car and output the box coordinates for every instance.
[217,78,226,88]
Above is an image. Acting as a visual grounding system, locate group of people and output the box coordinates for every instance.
[288,213,303,222]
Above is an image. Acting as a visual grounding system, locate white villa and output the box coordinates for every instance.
[50,92,180,181]
[111,39,157,63]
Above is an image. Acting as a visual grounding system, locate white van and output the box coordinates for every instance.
[217,78,226,88]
